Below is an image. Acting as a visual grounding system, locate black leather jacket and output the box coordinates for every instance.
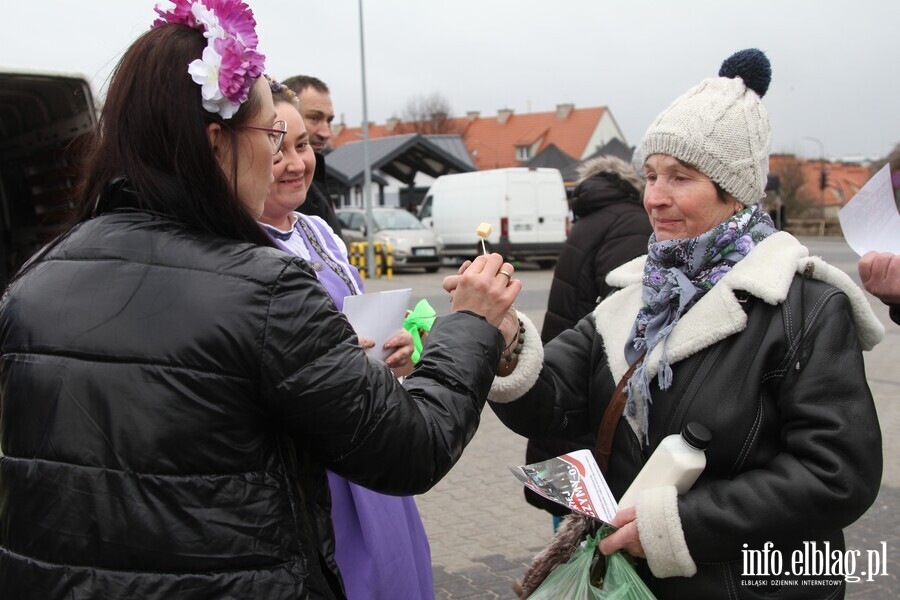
[0,210,502,599]
[491,235,883,599]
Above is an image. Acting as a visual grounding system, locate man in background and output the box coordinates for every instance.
[282,75,343,236]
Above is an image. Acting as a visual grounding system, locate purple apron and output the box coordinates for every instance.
[263,214,435,599]
[327,473,434,599]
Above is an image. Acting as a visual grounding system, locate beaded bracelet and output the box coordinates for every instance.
[501,319,526,363]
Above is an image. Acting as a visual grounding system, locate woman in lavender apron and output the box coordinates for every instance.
[258,79,434,600]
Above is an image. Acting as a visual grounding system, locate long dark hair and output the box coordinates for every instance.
[70,24,274,247]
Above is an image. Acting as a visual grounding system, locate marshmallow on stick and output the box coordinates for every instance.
[476,222,493,254]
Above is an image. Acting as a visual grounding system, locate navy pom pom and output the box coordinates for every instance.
[718,48,771,98]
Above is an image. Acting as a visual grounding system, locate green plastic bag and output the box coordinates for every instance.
[529,526,657,600]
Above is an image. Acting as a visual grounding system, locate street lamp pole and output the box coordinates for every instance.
[358,0,375,279]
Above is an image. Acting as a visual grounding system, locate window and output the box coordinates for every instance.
[372,209,425,231]
[349,213,366,231]
[516,145,532,161]
[419,196,432,219]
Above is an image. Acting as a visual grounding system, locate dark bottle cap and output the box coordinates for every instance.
[681,422,713,451]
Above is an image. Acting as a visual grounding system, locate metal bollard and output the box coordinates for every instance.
[349,241,391,279]
[382,243,393,278]
[370,242,392,279]
[350,242,366,278]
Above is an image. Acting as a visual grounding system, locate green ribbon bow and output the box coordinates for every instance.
[402,298,437,364]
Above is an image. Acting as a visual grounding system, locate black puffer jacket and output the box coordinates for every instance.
[0,210,502,599]
[491,233,884,598]
[529,156,651,515]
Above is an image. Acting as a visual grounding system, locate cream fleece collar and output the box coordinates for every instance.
[596,232,884,383]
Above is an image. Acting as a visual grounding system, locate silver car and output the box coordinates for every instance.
[336,207,444,273]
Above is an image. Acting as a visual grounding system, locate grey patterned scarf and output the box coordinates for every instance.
[624,205,777,443]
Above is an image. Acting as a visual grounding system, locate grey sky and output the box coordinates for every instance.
[4,0,898,161]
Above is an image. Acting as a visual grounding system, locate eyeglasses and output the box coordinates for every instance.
[240,120,287,154]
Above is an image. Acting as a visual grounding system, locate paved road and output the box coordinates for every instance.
[365,236,899,599]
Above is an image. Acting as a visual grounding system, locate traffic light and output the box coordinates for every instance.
[819,168,828,190]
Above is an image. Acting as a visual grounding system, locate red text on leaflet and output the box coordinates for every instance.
[563,454,587,477]
[569,480,598,519]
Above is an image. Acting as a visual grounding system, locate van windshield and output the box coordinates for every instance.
[418,197,432,219]
[372,210,426,231]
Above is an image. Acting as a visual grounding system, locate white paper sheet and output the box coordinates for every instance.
[838,164,900,256]
[342,288,412,361]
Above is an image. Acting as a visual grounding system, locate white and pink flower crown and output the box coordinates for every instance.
[152,0,265,119]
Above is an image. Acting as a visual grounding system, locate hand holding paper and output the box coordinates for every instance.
[838,164,900,255]
[510,449,619,524]
[342,288,412,361]
[858,251,900,305]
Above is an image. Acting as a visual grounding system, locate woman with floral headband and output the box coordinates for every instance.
[259,80,434,600]
[448,49,885,599]
[0,2,522,599]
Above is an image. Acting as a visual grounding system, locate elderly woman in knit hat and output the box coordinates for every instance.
[453,49,885,598]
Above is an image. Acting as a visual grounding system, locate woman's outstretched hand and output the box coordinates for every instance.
[358,332,415,378]
[442,254,521,328]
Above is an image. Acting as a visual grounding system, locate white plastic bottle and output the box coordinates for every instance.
[617,422,712,510]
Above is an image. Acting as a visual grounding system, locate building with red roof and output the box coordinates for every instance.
[331,104,628,173]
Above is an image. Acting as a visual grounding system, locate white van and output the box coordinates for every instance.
[417,167,568,267]
[0,69,97,283]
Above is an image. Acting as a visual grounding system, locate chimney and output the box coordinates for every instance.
[466,110,480,121]
[497,108,514,125]
[556,103,574,120]
[430,112,447,130]
[386,116,400,133]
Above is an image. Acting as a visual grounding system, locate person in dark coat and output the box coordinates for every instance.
[282,74,343,236]
[526,155,652,522]
[0,4,523,598]
[542,156,652,342]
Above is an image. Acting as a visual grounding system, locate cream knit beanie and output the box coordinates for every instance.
[639,48,772,206]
